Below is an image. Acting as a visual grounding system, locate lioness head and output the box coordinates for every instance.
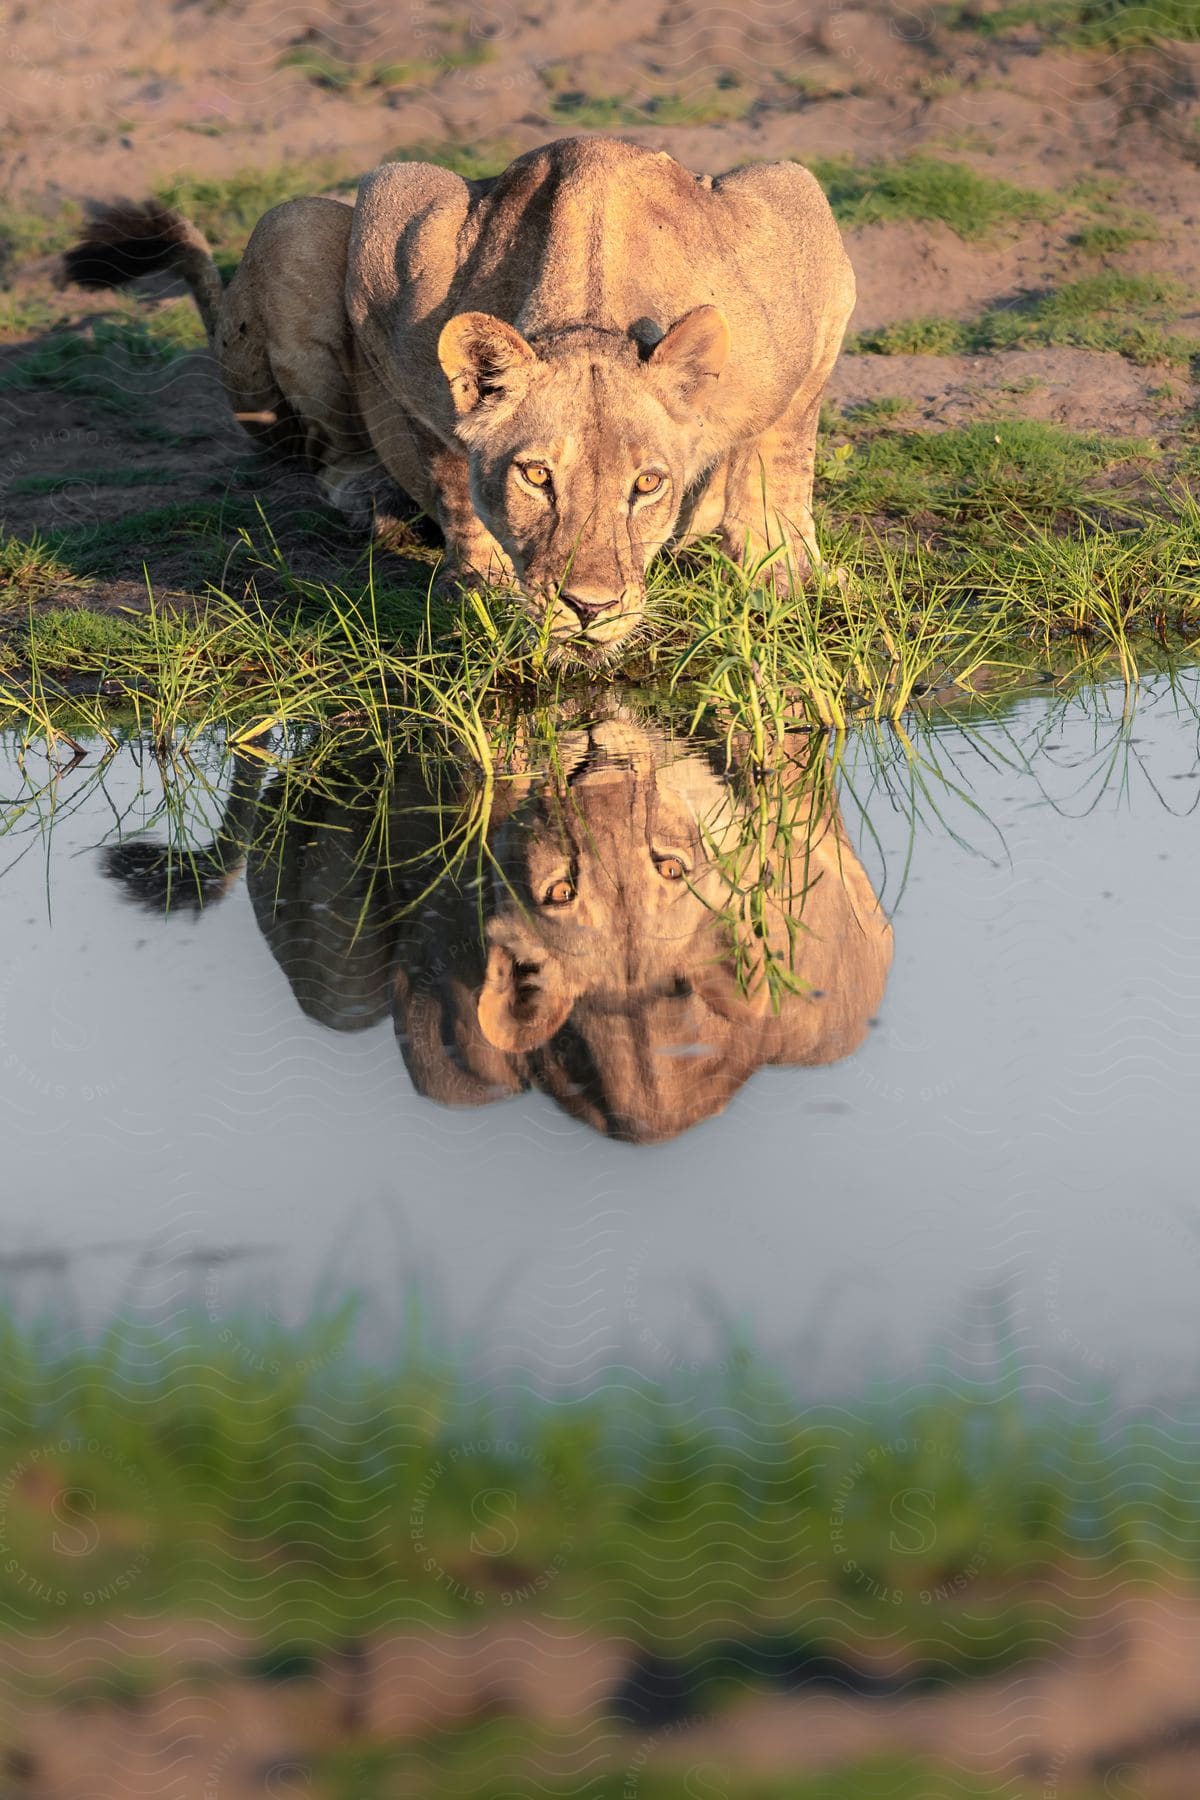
[476,721,730,1056]
[437,308,729,657]
[458,719,892,1140]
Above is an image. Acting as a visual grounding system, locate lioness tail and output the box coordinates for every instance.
[63,201,223,344]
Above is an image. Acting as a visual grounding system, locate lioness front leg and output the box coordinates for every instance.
[718,391,822,590]
[428,447,516,593]
[355,379,514,591]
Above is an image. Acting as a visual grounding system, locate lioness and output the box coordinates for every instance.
[100,720,892,1143]
[67,138,855,659]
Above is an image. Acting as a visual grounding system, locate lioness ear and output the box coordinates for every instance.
[649,305,729,394]
[438,312,538,415]
[477,943,573,1055]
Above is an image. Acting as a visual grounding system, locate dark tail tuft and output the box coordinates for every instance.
[64,201,197,290]
[101,841,238,914]
[63,200,223,340]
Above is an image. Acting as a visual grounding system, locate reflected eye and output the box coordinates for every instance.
[655,856,686,881]
[519,462,553,490]
[633,471,665,498]
[543,878,575,905]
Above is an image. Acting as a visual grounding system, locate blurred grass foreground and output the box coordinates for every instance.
[0,1308,1198,1795]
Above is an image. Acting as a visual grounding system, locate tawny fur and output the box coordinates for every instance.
[66,140,857,655]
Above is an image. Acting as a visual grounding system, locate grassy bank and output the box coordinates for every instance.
[2,479,1197,762]
[849,271,1197,368]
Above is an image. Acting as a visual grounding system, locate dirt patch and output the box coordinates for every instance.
[828,343,1187,435]
[847,219,1066,330]
[651,1589,1200,1791]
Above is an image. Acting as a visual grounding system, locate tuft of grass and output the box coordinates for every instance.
[541,67,753,127]
[807,155,1053,239]
[846,396,912,424]
[782,68,857,100]
[1069,219,1158,255]
[850,273,1197,367]
[825,417,1158,525]
[1032,269,1183,319]
[545,90,642,126]
[941,0,1200,45]
[0,290,76,342]
[24,608,148,664]
[851,316,967,356]
[0,531,84,606]
[44,495,283,583]
[0,197,82,280]
[278,40,490,94]
[639,76,754,125]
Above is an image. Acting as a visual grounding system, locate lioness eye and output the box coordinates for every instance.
[633,471,665,497]
[520,462,552,489]
[543,878,574,905]
[656,856,686,881]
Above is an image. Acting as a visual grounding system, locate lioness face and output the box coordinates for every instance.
[438,308,729,657]
[475,723,734,1053]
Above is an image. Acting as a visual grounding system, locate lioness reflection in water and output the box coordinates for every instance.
[103,720,892,1142]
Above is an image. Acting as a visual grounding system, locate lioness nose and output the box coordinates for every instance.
[561,591,619,628]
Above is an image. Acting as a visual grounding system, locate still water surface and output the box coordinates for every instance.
[3,674,1199,1399]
